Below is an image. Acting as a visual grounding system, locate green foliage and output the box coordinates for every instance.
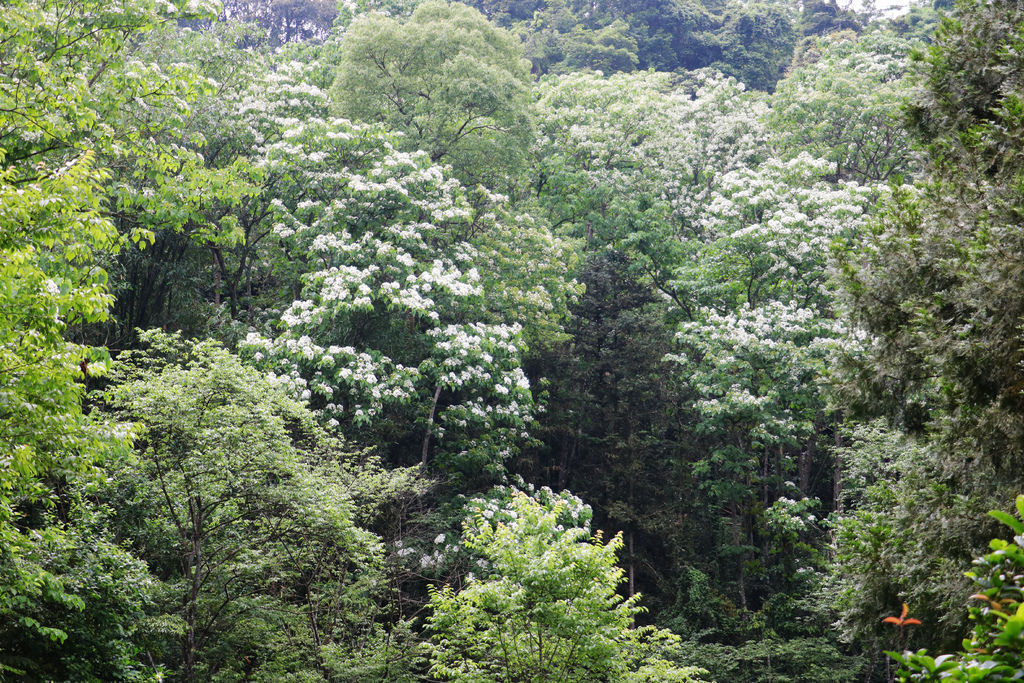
[217,0,338,45]
[614,0,715,72]
[517,249,695,623]
[0,0,232,676]
[828,0,1024,662]
[236,115,548,481]
[710,2,796,92]
[426,493,707,682]
[480,0,815,90]
[0,0,992,677]
[0,152,120,512]
[837,0,1024,468]
[1,2,270,348]
[0,132,133,683]
[885,1,944,44]
[332,0,534,189]
[528,45,893,651]
[105,331,410,681]
[830,1,1024,658]
[0,502,156,682]
[889,496,1024,681]
[826,421,995,653]
[769,31,916,183]
[0,0,219,169]
[397,480,594,582]
[560,19,640,73]
[798,0,861,38]
[0,0,225,546]
[680,636,865,682]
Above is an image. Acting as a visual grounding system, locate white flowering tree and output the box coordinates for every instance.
[405,480,593,577]
[84,24,571,481]
[666,153,884,608]
[769,32,915,183]
[675,154,877,311]
[106,28,334,336]
[239,113,541,479]
[532,70,768,300]
[533,70,768,216]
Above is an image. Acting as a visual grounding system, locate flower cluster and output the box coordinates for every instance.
[238,104,539,473]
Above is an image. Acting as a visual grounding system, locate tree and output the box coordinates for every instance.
[660,148,883,657]
[0,2,262,349]
[0,152,120,550]
[824,420,993,672]
[0,0,218,170]
[769,31,915,183]
[332,0,534,189]
[0,121,130,683]
[101,21,270,344]
[560,19,640,73]
[426,493,707,682]
[667,151,880,527]
[889,496,1024,681]
[836,0,1024,467]
[521,250,693,610]
[0,1,246,676]
[831,0,1024,655]
[105,331,396,681]
[611,0,715,73]
[798,0,862,37]
[532,69,768,289]
[237,115,544,482]
[710,2,797,92]
[529,64,885,647]
[219,0,338,45]
[0,501,156,681]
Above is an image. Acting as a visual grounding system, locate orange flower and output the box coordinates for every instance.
[883,603,922,628]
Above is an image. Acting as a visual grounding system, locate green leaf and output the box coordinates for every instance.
[988,510,1024,535]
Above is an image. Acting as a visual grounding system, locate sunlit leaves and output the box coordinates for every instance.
[426,493,708,682]
[0,149,130,675]
[105,331,393,680]
[0,0,220,168]
[0,149,126,519]
[333,0,534,189]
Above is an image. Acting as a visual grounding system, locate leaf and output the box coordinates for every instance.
[988,509,1024,535]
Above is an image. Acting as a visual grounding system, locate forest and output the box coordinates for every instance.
[3,0,1024,680]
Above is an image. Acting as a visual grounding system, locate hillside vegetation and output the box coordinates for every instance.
[2,0,1023,681]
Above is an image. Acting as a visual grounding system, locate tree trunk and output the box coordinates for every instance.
[833,419,843,513]
[421,385,442,466]
[212,249,221,307]
[800,429,815,495]
[731,503,748,611]
[183,496,204,683]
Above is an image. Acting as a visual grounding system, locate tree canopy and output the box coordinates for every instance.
[332,1,534,189]
[8,0,1024,681]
